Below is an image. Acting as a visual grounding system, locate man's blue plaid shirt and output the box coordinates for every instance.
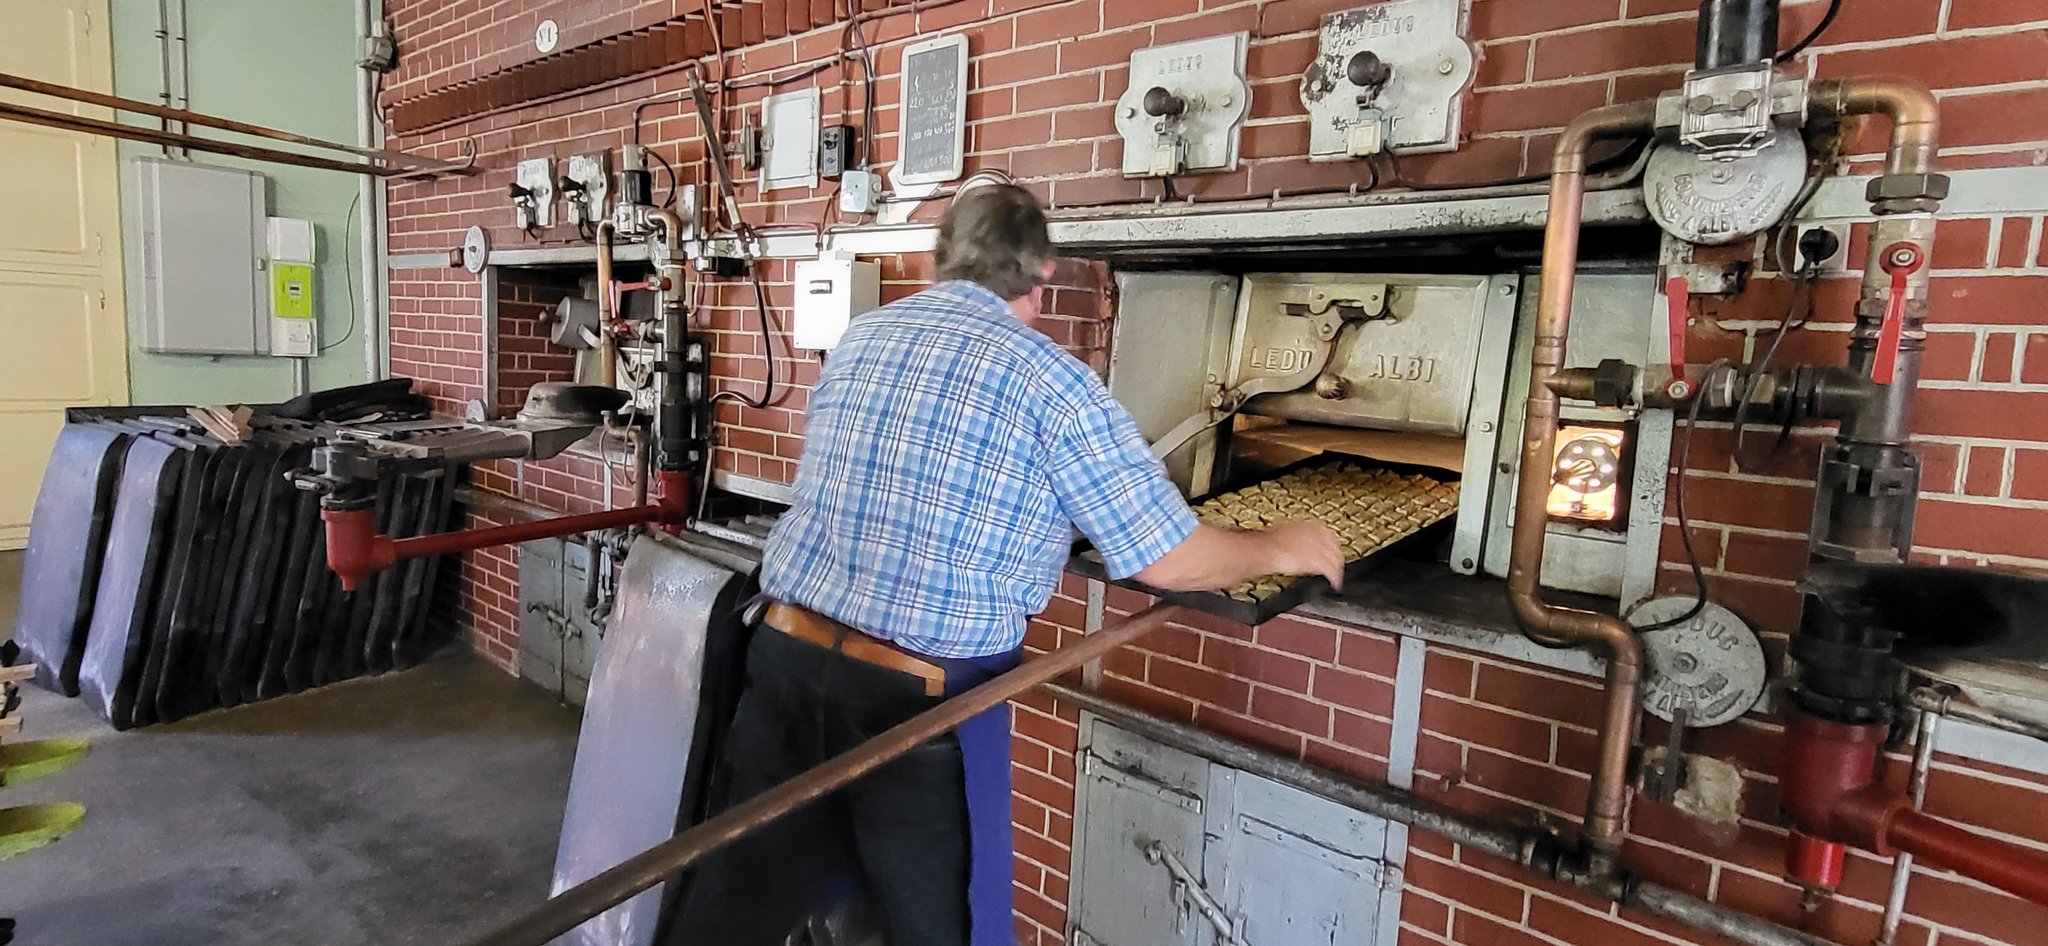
[760,280,1198,658]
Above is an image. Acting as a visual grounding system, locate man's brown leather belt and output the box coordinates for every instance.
[762,602,946,697]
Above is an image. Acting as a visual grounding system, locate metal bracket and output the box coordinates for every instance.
[1659,261,1749,296]
[1144,841,1250,946]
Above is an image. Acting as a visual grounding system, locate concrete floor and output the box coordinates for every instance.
[1,549,585,946]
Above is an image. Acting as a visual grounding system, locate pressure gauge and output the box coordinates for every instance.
[461,225,490,274]
[1631,597,1769,728]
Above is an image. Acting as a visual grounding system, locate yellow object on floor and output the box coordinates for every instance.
[0,803,85,861]
[0,738,90,786]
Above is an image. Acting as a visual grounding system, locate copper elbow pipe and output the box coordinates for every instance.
[595,220,620,389]
[1814,77,1939,178]
[1507,99,1658,856]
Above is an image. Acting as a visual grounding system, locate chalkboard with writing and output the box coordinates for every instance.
[897,34,968,185]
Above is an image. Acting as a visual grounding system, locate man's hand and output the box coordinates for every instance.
[1262,520,1346,589]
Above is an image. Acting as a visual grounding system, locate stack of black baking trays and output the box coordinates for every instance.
[12,408,461,729]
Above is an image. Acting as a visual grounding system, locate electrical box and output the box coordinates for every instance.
[761,88,821,192]
[793,253,879,350]
[136,158,268,355]
[265,216,318,357]
[1114,34,1252,178]
[1300,0,1476,159]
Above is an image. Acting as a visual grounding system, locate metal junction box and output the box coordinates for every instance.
[1070,718,1402,946]
[1300,0,1476,158]
[135,158,269,355]
[1115,34,1252,178]
[517,536,604,705]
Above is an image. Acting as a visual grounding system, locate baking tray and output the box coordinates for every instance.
[1070,453,1458,625]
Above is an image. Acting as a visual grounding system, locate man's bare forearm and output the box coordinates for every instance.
[1133,522,1343,592]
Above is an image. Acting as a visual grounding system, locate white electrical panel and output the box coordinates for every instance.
[135,158,269,356]
[266,216,318,358]
[762,88,821,192]
[793,253,880,350]
[1114,34,1252,178]
[1301,0,1476,159]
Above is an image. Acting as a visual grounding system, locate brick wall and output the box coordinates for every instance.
[380,1,2048,944]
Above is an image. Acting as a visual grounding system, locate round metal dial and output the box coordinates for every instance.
[1644,128,1807,246]
[1631,598,1768,728]
[1552,434,1621,493]
[461,225,490,274]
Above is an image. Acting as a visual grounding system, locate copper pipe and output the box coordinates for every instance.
[1507,99,1658,856]
[595,221,620,390]
[1815,77,1939,177]
[0,71,460,173]
[461,604,1185,946]
[0,78,466,178]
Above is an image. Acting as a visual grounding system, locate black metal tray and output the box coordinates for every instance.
[1069,453,1459,626]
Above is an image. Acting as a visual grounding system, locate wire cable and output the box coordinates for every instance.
[321,189,363,353]
[708,267,779,411]
[1634,359,1736,633]
[1777,0,1844,63]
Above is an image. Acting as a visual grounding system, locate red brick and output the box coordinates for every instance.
[1932,217,1995,270]
[1715,868,1887,945]
[1331,708,1391,756]
[1400,889,1451,938]
[1982,332,2018,383]
[1253,617,1339,663]
[1674,473,1817,534]
[1964,445,2007,498]
[1920,330,1978,382]
[1461,746,1591,817]
[1249,685,1333,738]
[1098,674,1198,723]
[1472,0,1622,39]
[1469,79,1613,135]
[1015,2,1097,46]
[1530,17,1695,81]
[1816,30,2048,94]
[1721,531,1810,583]
[1453,906,1550,946]
[1146,657,1252,712]
[1156,5,1262,45]
[1055,27,1150,72]
[1474,663,1606,732]
[1257,0,1355,37]
[2013,449,2048,501]
[1475,39,1531,88]
[1424,651,1475,698]
[1921,764,2048,847]
[1335,629,1398,674]
[1942,86,2048,151]
[1194,704,1307,756]
[1310,664,1395,717]
[1917,497,2048,559]
[1404,853,1527,921]
[1949,0,2048,28]
[1203,637,1314,691]
[1999,217,2035,269]
[1915,387,2048,440]
[1421,693,1554,764]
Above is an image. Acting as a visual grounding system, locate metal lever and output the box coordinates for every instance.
[1664,275,1690,380]
[1144,841,1251,946]
[1873,242,1924,385]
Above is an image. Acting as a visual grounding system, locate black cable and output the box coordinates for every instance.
[651,148,680,209]
[1160,176,1179,201]
[1636,360,1735,633]
[1777,0,1843,62]
[1731,269,1814,472]
[710,268,779,411]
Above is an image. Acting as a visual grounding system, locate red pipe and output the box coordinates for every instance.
[323,503,681,591]
[1780,709,2048,906]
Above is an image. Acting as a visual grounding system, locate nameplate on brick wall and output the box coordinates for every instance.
[898,33,969,186]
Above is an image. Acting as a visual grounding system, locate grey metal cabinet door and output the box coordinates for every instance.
[1206,769,1393,946]
[1070,724,1211,946]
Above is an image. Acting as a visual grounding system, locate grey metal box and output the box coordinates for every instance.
[135,158,268,355]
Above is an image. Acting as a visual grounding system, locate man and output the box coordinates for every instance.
[668,184,1341,946]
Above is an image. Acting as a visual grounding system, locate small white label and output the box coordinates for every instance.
[535,19,560,54]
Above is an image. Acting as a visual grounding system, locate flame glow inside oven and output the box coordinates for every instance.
[1546,425,1628,524]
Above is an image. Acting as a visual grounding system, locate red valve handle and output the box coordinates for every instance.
[1665,275,1690,376]
[1873,242,1925,385]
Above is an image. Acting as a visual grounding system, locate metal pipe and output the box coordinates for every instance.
[1815,78,1940,179]
[0,98,457,179]
[1875,706,1940,946]
[1908,688,2048,741]
[1046,683,1841,946]
[320,502,679,591]
[1507,98,1659,857]
[356,0,388,381]
[460,604,1186,946]
[595,221,620,390]
[0,72,463,175]
[1696,0,1780,70]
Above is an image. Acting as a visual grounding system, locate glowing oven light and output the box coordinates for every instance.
[1546,426,1627,523]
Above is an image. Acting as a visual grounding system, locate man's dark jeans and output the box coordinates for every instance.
[663,626,970,946]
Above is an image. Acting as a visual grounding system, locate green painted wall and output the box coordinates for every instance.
[110,0,372,405]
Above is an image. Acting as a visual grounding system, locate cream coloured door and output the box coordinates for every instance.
[0,0,127,549]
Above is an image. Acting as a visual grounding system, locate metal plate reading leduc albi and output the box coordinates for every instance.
[1644,128,1807,245]
[1633,598,1768,728]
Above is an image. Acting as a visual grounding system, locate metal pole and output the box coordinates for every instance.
[1876,706,1940,946]
[461,604,1185,946]
[0,99,435,178]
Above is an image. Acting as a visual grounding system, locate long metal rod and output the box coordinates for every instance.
[1908,687,2048,741]
[1507,98,1660,858]
[0,71,461,173]
[463,604,1185,946]
[0,82,466,179]
[1046,683,1839,946]
[1877,705,1940,946]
